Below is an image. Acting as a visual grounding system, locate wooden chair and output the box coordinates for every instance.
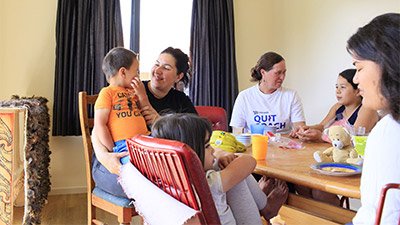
[78,91,137,225]
[126,135,221,225]
[374,183,400,225]
[195,106,228,131]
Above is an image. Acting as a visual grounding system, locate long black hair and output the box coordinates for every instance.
[151,113,212,164]
[347,13,400,121]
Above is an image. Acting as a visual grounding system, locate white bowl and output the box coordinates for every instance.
[235,134,251,147]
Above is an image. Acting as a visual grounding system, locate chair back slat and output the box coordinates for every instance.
[126,135,221,225]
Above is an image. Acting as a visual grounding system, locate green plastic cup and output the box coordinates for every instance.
[353,135,368,156]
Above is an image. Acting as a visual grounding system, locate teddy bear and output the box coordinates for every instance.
[313,125,362,165]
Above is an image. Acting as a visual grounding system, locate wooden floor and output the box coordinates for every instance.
[12,193,352,225]
[12,193,142,225]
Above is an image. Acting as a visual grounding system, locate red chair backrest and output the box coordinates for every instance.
[126,135,221,225]
[195,106,228,131]
[374,183,400,225]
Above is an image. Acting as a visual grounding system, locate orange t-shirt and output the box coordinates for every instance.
[95,86,149,142]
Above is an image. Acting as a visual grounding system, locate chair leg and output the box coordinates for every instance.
[340,196,350,209]
[93,219,104,225]
[88,204,96,225]
[117,208,134,224]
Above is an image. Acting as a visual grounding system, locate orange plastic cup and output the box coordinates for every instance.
[251,134,268,160]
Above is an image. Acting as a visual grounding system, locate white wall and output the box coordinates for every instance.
[0,0,398,194]
[234,0,400,124]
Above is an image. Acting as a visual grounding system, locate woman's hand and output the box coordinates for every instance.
[290,125,309,138]
[141,105,160,126]
[296,128,323,142]
[102,152,129,175]
[91,130,128,175]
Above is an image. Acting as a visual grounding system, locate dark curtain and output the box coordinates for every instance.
[130,0,140,53]
[53,0,124,136]
[189,0,238,125]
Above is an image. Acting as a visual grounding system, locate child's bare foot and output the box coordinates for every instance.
[267,180,289,218]
[260,179,289,220]
[259,175,275,195]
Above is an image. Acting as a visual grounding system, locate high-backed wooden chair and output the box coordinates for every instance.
[374,183,400,225]
[126,135,221,225]
[195,106,228,131]
[78,91,137,225]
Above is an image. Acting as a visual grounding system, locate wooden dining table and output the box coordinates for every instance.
[247,139,361,199]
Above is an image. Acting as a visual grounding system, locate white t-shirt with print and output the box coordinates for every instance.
[230,85,305,133]
[352,114,400,225]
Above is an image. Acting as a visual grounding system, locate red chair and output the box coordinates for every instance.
[374,183,400,225]
[126,135,221,225]
[195,106,228,131]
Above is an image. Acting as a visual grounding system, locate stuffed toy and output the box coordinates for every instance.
[313,125,362,165]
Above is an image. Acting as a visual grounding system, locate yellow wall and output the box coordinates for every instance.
[0,0,399,194]
[1,0,86,194]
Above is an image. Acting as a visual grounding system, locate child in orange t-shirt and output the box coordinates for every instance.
[94,47,150,164]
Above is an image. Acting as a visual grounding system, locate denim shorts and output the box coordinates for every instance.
[113,140,130,164]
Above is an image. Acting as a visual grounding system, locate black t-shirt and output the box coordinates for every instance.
[143,80,197,115]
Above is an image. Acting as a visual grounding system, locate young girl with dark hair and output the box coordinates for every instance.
[291,68,380,207]
[294,69,379,142]
[152,113,288,225]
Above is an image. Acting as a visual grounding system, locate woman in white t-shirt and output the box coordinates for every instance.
[347,13,400,225]
[230,52,306,134]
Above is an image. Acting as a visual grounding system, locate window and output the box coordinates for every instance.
[120,0,193,80]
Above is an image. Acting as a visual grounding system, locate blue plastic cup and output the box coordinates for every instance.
[250,124,266,134]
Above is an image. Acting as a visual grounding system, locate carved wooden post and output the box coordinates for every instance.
[0,108,25,225]
[0,96,51,225]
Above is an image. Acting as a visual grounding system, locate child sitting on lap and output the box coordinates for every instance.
[152,113,288,225]
[94,47,150,164]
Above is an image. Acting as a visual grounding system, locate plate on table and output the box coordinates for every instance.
[310,162,362,176]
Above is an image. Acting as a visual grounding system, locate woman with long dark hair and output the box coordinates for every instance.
[347,13,400,225]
